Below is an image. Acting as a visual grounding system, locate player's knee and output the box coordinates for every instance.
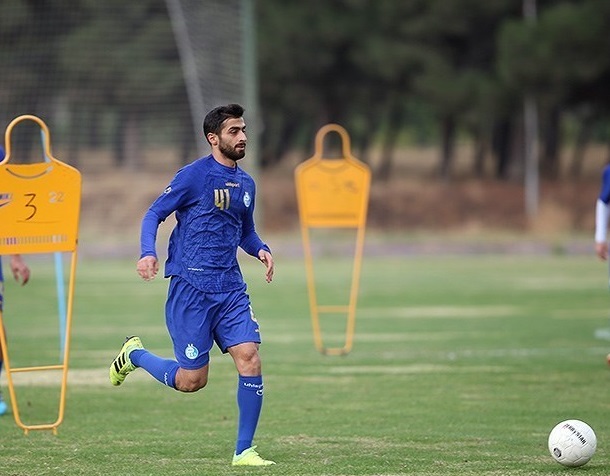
[236,347,262,375]
[175,369,208,392]
[178,376,207,393]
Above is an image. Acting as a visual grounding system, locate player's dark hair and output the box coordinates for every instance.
[203,104,244,143]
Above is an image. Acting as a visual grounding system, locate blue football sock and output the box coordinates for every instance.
[235,375,264,455]
[130,349,179,388]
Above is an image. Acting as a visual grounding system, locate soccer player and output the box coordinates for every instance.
[595,163,610,261]
[595,162,610,365]
[109,104,275,466]
[0,254,31,415]
[0,146,32,415]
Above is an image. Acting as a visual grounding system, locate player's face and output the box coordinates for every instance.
[218,117,247,162]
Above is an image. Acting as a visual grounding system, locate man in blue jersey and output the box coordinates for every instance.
[595,163,610,260]
[0,254,30,415]
[595,162,610,365]
[0,146,32,415]
[109,104,275,466]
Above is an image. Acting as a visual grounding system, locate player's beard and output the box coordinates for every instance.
[219,140,246,162]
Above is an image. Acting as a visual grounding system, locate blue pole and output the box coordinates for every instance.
[40,130,67,360]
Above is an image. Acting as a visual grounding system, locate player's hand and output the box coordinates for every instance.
[137,256,159,281]
[10,254,30,285]
[258,250,274,283]
[596,242,608,261]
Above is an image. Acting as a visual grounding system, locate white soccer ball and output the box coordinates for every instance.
[548,419,597,467]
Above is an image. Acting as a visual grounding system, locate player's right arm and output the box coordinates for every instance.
[137,164,198,280]
[138,208,164,281]
[595,165,610,260]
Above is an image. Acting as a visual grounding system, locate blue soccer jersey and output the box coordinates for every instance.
[596,164,610,244]
[140,155,270,292]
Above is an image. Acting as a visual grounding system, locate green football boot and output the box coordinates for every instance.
[109,335,143,386]
[232,446,276,466]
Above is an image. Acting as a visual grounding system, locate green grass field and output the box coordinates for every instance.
[0,249,609,475]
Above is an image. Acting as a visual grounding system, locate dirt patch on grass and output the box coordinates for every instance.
[76,145,602,239]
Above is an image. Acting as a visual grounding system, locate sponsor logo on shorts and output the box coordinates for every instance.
[185,343,199,360]
[163,186,172,194]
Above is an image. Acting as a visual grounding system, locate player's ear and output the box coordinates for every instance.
[207,132,218,146]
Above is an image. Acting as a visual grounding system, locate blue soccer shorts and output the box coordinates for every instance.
[165,276,262,370]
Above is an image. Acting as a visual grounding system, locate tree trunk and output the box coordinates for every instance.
[122,113,141,171]
[180,114,195,166]
[471,126,487,178]
[439,116,455,180]
[541,107,561,179]
[66,102,83,168]
[376,104,404,181]
[570,118,593,179]
[113,110,125,167]
[492,119,512,180]
[266,115,300,166]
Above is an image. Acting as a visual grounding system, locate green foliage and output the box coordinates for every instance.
[499,1,610,97]
[0,252,609,474]
[1,1,610,175]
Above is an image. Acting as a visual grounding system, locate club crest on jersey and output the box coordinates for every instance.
[185,343,199,360]
[243,191,251,208]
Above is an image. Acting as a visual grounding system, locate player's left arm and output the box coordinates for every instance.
[258,248,274,283]
[241,231,273,283]
[239,189,273,282]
